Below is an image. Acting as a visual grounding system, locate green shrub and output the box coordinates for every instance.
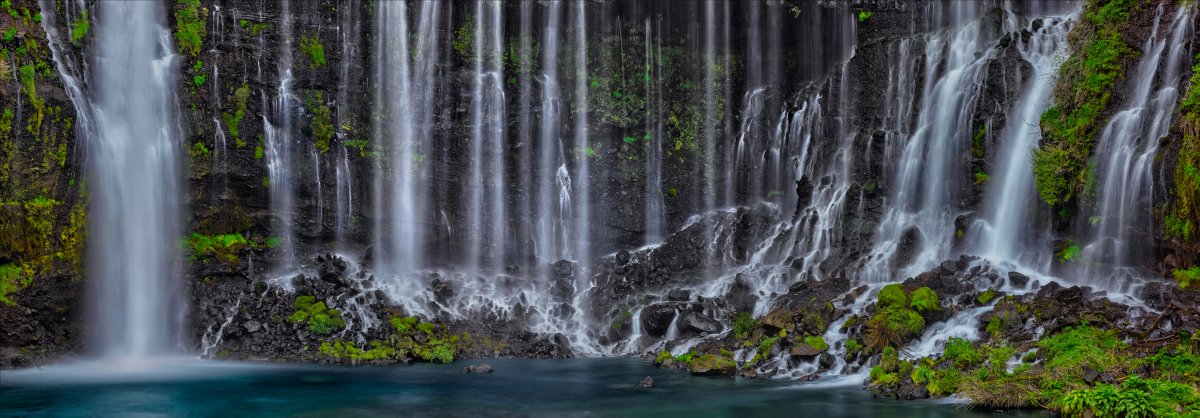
[391,316,418,333]
[909,287,940,312]
[1059,243,1082,263]
[944,337,983,368]
[733,312,754,340]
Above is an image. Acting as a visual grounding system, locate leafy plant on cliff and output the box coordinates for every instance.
[0,263,28,305]
[299,35,325,68]
[1167,54,1200,246]
[184,232,247,263]
[173,0,205,57]
[307,92,333,153]
[70,11,88,43]
[1033,0,1136,207]
[222,84,250,145]
[733,312,755,340]
[1174,267,1199,289]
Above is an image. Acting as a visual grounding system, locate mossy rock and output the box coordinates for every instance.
[688,354,736,376]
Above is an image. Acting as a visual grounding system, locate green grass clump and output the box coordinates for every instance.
[173,0,205,56]
[391,316,418,333]
[865,285,927,351]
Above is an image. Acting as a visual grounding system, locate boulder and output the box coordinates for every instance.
[688,354,736,376]
[676,312,722,336]
[640,304,677,337]
[243,320,262,333]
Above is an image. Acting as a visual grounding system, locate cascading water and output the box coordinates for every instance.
[88,1,183,358]
[1082,5,1195,288]
[571,0,591,267]
[332,0,360,247]
[373,0,438,279]
[466,0,507,272]
[866,2,993,280]
[974,15,1073,266]
[642,16,665,245]
[535,0,564,262]
[262,0,297,270]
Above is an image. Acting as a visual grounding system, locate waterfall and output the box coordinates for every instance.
[263,0,297,270]
[88,1,183,358]
[333,0,361,247]
[535,0,564,262]
[1082,5,1195,287]
[466,0,507,272]
[642,16,664,245]
[373,1,439,279]
[516,1,535,262]
[866,2,992,280]
[571,0,591,266]
[975,16,1073,264]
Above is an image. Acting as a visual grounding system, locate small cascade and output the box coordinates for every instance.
[975,16,1073,266]
[263,0,297,270]
[866,2,993,279]
[466,0,508,272]
[1082,5,1195,288]
[88,1,183,358]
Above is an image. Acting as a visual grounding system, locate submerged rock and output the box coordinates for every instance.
[636,376,653,388]
[461,364,493,374]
